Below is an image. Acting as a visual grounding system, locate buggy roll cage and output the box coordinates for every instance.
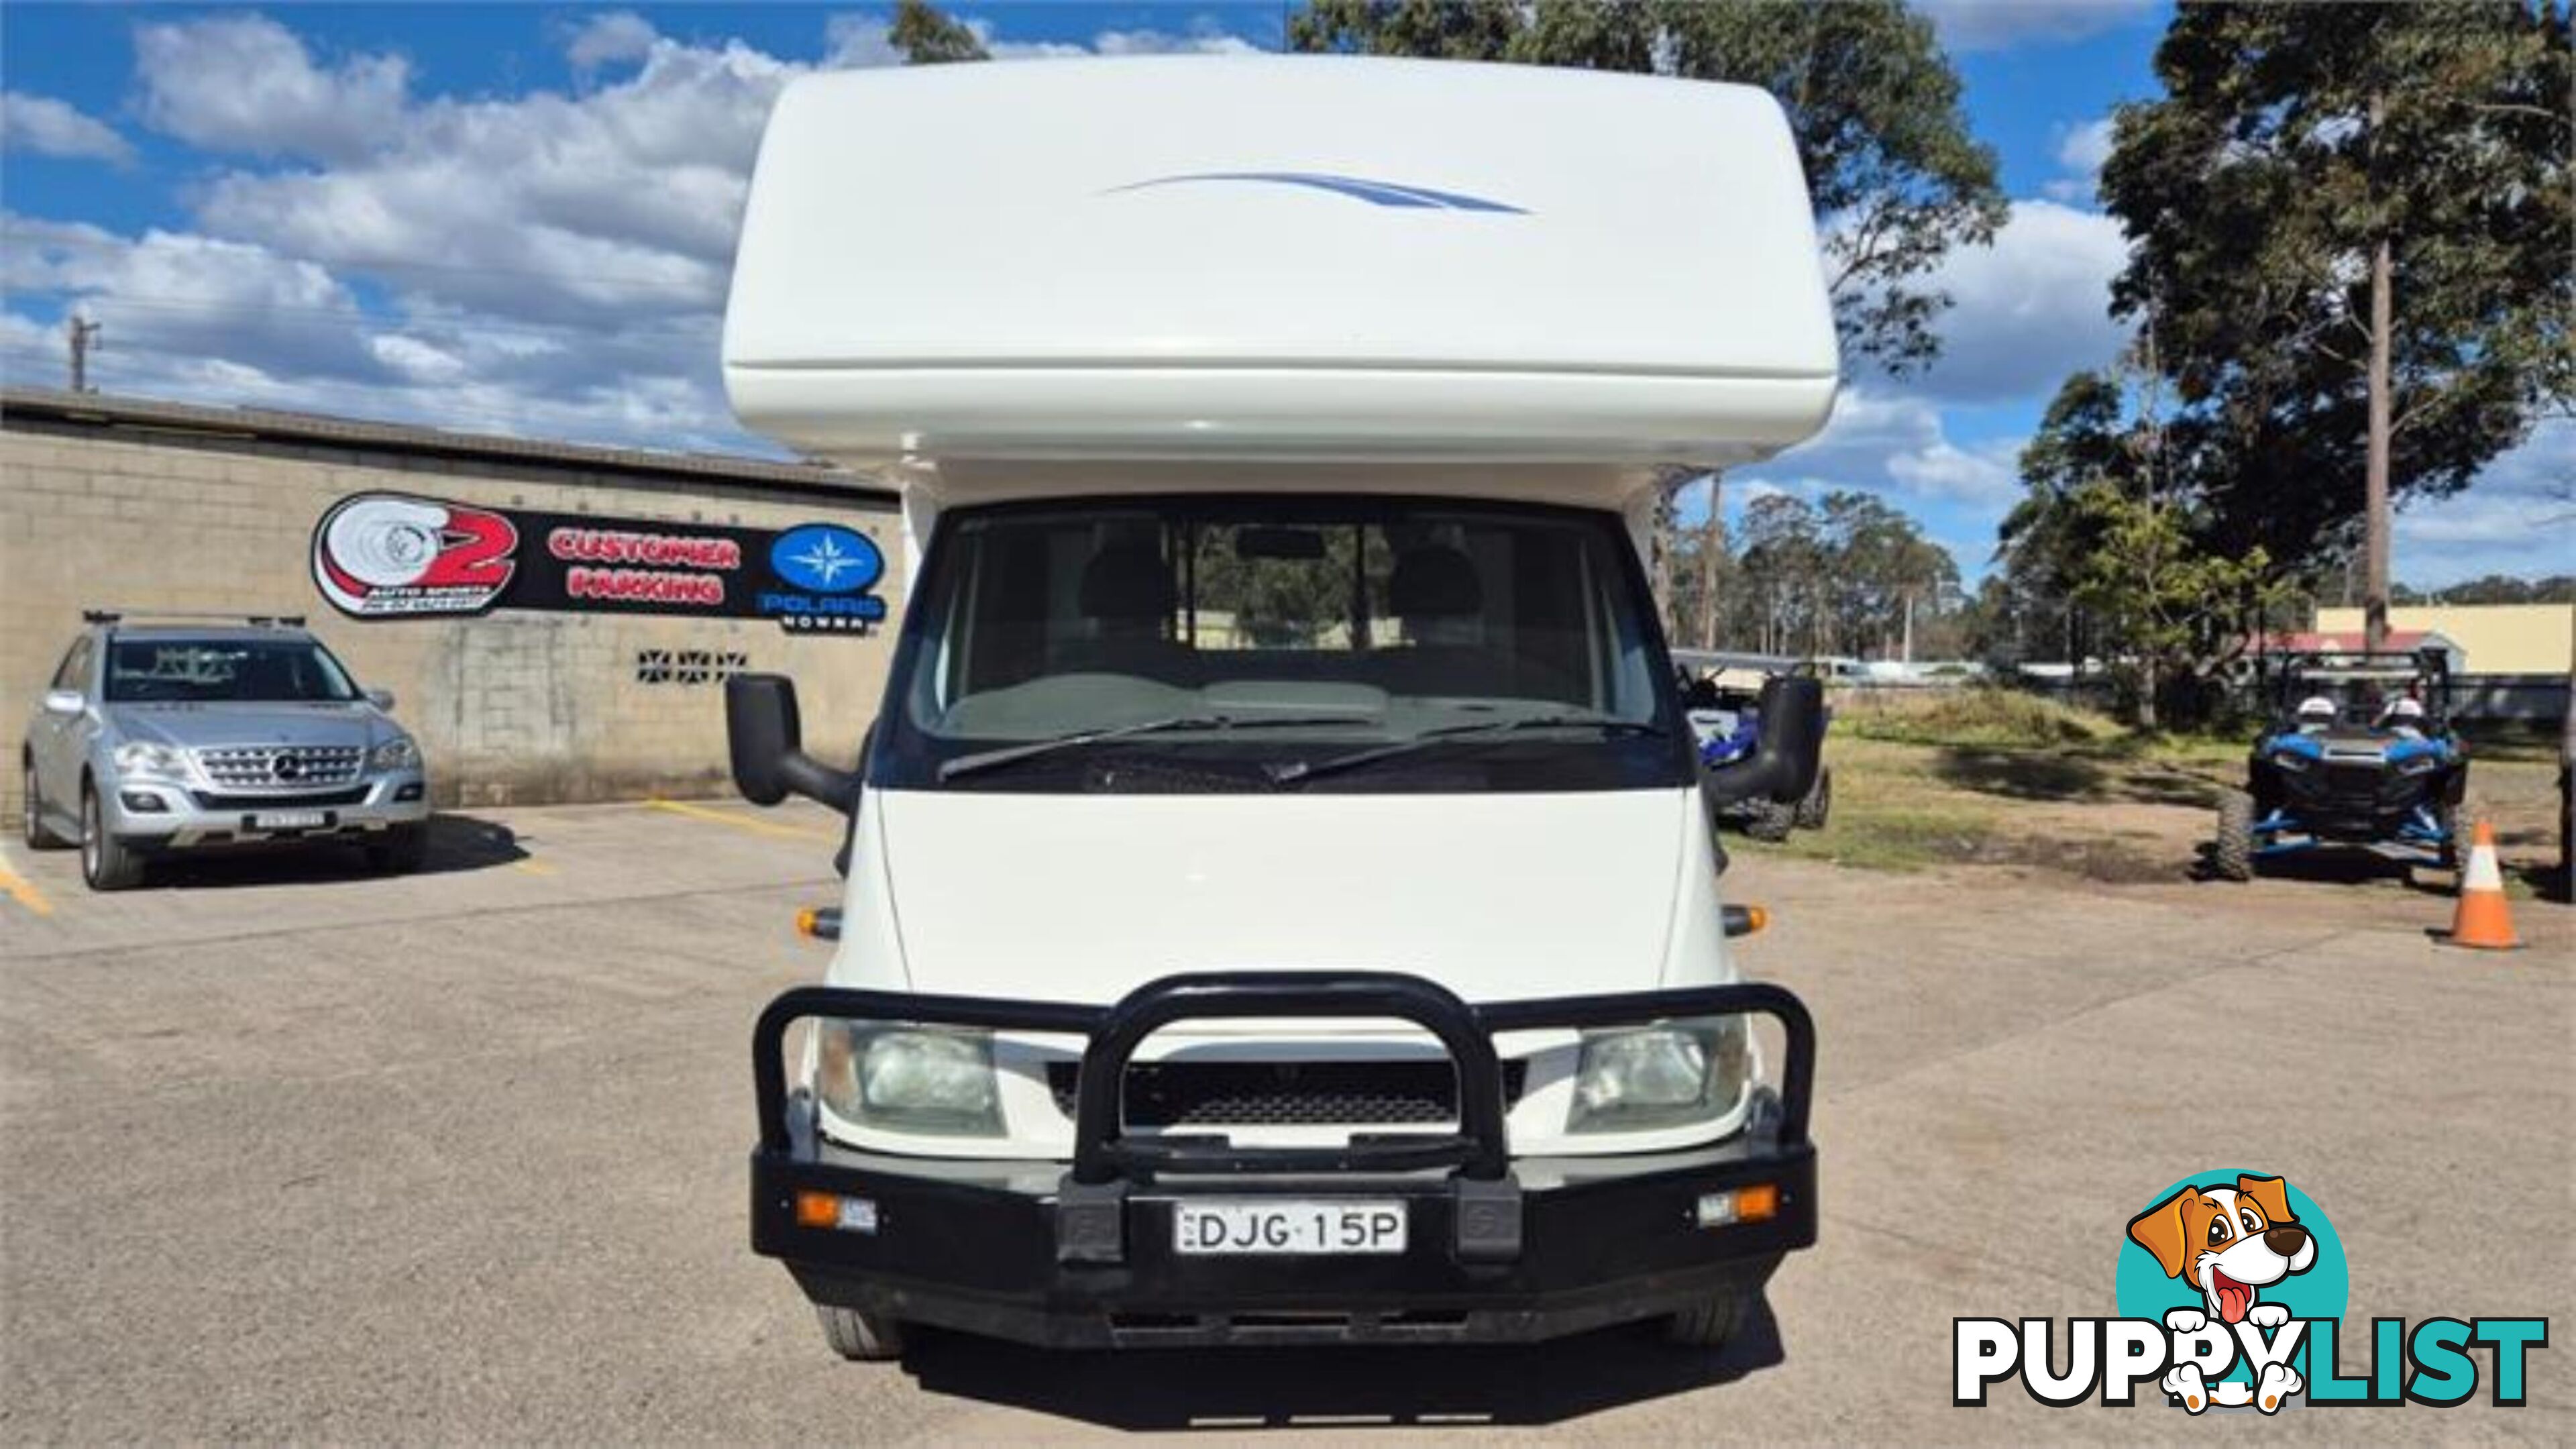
[2261,647,2453,731]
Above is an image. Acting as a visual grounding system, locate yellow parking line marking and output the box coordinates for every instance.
[0,865,54,917]
[645,798,835,841]
[510,858,557,876]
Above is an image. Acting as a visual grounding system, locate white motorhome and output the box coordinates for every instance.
[722,56,1838,1358]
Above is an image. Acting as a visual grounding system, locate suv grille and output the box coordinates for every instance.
[193,745,367,790]
[1046,1059,1530,1128]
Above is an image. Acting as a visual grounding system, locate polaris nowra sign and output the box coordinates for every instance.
[312,492,886,635]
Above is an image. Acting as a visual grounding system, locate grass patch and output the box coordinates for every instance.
[1839,686,2123,750]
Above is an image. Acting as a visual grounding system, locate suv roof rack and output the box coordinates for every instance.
[83,609,307,629]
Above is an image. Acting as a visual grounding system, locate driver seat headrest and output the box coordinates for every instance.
[1388,545,1483,620]
[1078,541,1175,624]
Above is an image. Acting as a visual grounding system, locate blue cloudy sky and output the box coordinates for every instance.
[2,3,2565,585]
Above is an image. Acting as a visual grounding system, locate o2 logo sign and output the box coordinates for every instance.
[313,494,519,618]
[761,523,887,633]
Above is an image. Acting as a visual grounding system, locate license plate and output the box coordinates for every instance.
[1172,1200,1407,1256]
[254,810,328,830]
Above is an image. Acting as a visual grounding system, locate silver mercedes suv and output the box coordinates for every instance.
[20,611,430,890]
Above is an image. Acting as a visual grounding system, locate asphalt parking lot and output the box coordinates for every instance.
[3,801,2568,1442]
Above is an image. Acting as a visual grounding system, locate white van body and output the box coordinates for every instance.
[726,56,1837,1353]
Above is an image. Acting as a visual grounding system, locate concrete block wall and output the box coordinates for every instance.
[1,427,902,812]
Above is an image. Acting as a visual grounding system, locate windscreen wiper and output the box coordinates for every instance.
[1266,716,1667,785]
[937,714,1379,782]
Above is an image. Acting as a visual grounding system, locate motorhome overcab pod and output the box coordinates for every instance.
[721,56,1840,1358]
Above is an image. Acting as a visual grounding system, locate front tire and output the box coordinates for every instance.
[2434,796,2463,873]
[816,1303,906,1361]
[22,757,69,850]
[1794,766,1832,830]
[1741,797,1796,843]
[2212,791,2254,883]
[80,784,146,892]
[1666,1289,1752,1348]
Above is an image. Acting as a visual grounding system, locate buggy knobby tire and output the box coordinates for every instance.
[2435,796,2463,873]
[1741,797,1796,843]
[816,1303,906,1361]
[1794,765,1832,831]
[2212,791,2255,883]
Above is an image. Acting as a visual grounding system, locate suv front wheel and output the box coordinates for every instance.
[80,783,147,892]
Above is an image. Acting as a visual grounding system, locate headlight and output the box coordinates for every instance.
[369,737,420,771]
[111,741,186,777]
[2268,749,2310,773]
[2396,753,2438,775]
[1568,1016,1748,1134]
[815,1024,1001,1137]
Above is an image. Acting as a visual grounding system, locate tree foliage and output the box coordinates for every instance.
[1289,0,2006,376]
[2097,1,2573,570]
[888,0,989,63]
[1670,489,1963,659]
[1996,368,2288,725]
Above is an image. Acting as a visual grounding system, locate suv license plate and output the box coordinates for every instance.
[1172,1200,1407,1256]
[254,810,328,830]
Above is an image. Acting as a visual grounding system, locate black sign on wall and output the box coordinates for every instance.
[311,492,888,634]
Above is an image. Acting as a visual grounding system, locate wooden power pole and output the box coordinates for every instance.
[67,316,102,392]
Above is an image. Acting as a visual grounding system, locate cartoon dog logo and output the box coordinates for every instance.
[2127,1173,2317,1411]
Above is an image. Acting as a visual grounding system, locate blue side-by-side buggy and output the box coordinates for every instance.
[1675,653,1832,842]
[2211,647,2469,881]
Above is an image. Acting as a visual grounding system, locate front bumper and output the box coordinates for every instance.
[750,973,1817,1348]
[103,771,429,847]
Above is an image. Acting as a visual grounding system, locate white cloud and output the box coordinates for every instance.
[1915,0,2160,54]
[2392,420,2576,583]
[1739,388,2028,507]
[1908,199,2129,403]
[822,14,905,68]
[185,31,800,323]
[1,92,137,167]
[134,14,412,164]
[566,12,661,72]
[2045,115,2115,201]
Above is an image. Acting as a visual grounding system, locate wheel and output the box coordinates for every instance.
[815,1303,905,1361]
[80,784,146,892]
[1666,1289,1752,1348]
[1741,797,1796,843]
[366,823,431,874]
[2434,796,2463,873]
[2212,791,2254,883]
[21,757,69,850]
[1794,766,1832,831]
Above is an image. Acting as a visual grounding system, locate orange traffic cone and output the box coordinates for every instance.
[2442,819,2522,951]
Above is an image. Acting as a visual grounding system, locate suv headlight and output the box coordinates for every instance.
[369,737,420,772]
[1568,1017,1749,1134]
[111,741,187,777]
[816,1024,1002,1137]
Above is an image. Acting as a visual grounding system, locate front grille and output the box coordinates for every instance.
[193,786,372,810]
[193,745,366,790]
[1046,1059,1530,1128]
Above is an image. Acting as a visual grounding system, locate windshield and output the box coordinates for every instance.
[874,496,1686,793]
[104,639,360,704]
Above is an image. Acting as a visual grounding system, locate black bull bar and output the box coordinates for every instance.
[753,972,1813,1271]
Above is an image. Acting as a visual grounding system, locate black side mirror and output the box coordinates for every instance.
[1701,676,1825,806]
[727,674,858,813]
